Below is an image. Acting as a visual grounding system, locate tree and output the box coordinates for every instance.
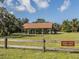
[22,18,29,24]
[77,21,79,32]
[53,23,60,34]
[61,20,72,32]
[0,0,4,3]
[33,18,46,23]
[71,18,78,32]
[0,7,23,36]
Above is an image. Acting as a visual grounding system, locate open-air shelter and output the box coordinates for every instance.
[23,23,53,34]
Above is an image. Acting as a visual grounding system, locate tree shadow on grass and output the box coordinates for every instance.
[1,32,65,38]
[7,34,39,38]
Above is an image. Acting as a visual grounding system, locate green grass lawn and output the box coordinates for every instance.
[0,33,79,59]
[0,48,79,59]
[6,32,79,40]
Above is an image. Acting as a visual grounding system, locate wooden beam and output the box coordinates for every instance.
[4,37,8,48]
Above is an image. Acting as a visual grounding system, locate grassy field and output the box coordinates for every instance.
[0,33,79,59]
[0,48,79,59]
[7,32,79,40]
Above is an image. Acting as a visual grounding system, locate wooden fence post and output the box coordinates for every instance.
[4,37,8,48]
[43,39,46,52]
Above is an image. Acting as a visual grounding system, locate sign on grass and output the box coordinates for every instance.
[61,41,75,46]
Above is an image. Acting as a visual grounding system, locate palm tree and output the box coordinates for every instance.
[77,21,79,32]
[71,18,78,32]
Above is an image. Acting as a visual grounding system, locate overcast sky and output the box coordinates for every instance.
[0,0,79,23]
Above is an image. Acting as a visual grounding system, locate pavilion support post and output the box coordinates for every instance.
[49,29,52,34]
[27,29,30,35]
[35,29,37,35]
[42,29,44,35]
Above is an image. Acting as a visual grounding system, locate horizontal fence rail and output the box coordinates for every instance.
[1,39,79,43]
[0,38,79,52]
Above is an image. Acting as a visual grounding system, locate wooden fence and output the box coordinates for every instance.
[0,38,79,52]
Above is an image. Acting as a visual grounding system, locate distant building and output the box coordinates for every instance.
[23,23,53,34]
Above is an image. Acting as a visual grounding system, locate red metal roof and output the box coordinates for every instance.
[23,23,53,29]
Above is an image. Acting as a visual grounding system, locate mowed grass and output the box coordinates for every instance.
[0,33,79,59]
[1,32,79,48]
[6,32,79,40]
[4,33,79,47]
[0,48,79,59]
